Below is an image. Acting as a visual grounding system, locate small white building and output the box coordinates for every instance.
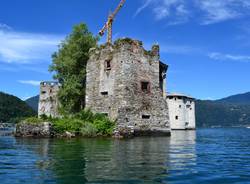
[166,93,196,130]
[38,81,60,118]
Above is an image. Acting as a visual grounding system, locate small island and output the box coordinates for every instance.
[15,24,196,138]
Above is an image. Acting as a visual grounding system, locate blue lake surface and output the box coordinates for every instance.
[0,128,250,184]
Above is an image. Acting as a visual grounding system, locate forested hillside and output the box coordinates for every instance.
[25,95,39,112]
[216,92,250,104]
[196,100,250,127]
[0,92,36,123]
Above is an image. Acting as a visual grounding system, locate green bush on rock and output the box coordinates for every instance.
[22,117,45,125]
[20,109,115,137]
[80,123,97,137]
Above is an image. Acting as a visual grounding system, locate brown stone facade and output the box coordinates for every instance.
[85,38,170,136]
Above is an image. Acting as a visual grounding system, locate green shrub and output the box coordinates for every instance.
[19,109,115,137]
[75,109,95,122]
[80,122,98,137]
[93,119,114,135]
[75,109,115,136]
[22,117,44,124]
[52,118,84,134]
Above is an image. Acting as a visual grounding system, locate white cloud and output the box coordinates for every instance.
[135,0,190,24]
[134,0,153,17]
[196,0,242,25]
[208,52,250,62]
[0,23,12,30]
[154,0,189,21]
[18,80,41,86]
[135,0,250,25]
[0,27,63,64]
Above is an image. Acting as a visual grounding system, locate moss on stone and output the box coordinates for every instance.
[21,117,45,125]
[114,38,142,46]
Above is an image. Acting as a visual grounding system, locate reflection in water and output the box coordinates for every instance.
[0,133,197,184]
[3,129,250,184]
[169,131,196,167]
[167,131,197,180]
[84,137,171,183]
[12,133,196,184]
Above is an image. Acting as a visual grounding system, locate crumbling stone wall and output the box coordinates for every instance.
[38,81,59,118]
[86,38,170,136]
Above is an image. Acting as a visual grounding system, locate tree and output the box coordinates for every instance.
[49,23,98,113]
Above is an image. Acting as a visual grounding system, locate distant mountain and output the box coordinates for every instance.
[25,95,39,112]
[196,92,250,128]
[216,92,250,104]
[0,92,36,123]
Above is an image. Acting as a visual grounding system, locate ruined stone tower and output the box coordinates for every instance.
[85,38,170,136]
[38,81,59,118]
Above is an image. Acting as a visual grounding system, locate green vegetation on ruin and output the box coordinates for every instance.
[20,109,115,137]
[49,23,99,114]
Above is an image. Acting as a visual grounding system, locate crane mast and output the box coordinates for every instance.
[99,0,126,44]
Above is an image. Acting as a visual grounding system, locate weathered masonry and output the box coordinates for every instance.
[85,38,170,136]
[38,81,60,118]
[166,93,196,130]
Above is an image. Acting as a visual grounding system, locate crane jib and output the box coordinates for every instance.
[98,0,126,44]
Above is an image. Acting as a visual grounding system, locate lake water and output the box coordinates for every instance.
[0,128,250,184]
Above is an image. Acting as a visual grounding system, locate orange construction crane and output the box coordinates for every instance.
[99,0,126,44]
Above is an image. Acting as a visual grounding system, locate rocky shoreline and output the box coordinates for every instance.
[14,121,78,138]
[15,121,52,138]
[14,121,171,139]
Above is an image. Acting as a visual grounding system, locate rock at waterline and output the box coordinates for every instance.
[15,121,52,137]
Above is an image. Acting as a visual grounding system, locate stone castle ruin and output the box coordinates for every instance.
[38,81,60,118]
[85,38,171,136]
[38,38,196,136]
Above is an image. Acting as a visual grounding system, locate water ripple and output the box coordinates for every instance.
[0,129,250,183]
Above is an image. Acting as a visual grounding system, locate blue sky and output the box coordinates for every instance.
[0,0,250,100]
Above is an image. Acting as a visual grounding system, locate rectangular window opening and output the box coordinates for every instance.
[101,91,108,95]
[141,81,150,93]
[102,113,109,117]
[175,116,178,120]
[105,60,111,70]
[142,115,151,119]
